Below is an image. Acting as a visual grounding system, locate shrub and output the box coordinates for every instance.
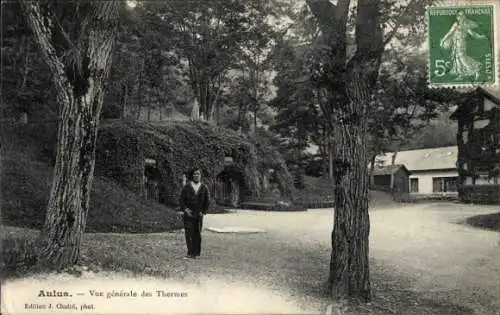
[291,176,335,207]
[466,212,500,231]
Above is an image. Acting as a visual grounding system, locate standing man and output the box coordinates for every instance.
[179,168,210,259]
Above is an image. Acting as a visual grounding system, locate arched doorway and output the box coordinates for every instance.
[144,158,161,202]
[214,166,244,207]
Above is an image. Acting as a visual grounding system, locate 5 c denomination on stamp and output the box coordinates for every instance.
[427,3,497,87]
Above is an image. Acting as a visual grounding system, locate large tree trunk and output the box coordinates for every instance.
[20,0,119,269]
[306,0,383,302]
[329,103,372,301]
[329,0,383,301]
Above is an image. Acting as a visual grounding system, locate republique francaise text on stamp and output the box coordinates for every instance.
[427,2,498,87]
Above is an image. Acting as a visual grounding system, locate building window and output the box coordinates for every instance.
[410,178,419,193]
[432,177,458,192]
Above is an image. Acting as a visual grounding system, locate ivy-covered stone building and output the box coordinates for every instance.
[450,87,500,204]
[94,119,293,209]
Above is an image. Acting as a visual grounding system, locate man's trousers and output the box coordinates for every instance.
[183,216,203,256]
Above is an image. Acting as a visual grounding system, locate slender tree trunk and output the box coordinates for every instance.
[137,57,145,120]
[122,83,128,119]
[20,0,119,269]
[213,75,223,125]
[238,66,246,130]
[17,36,31,115]
[190,97,200,120]
[253,61,259,133]
[369,153,376,172]
[198,76,210,121]
[391,151,398,165]
[321,127,327,177]
[20,36,30,92]
[328,137,334,180]
[215,98,220,125]
[369,153,376,187]
[208,77,223,124]
[253,103,257,133]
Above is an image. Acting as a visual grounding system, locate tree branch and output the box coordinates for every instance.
[306,0,337,23]
[355,0,383,56]
[19,0,75,108]
[52,10,77,53]
[306,0,350,43]
[382,0,417,47]
[19,1,65,76]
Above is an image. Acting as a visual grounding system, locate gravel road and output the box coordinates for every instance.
[2,202,499,315]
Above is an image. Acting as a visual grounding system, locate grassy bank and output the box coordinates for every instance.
[1,150,183,233]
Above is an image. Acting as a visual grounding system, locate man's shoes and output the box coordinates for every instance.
[183,255,196,260]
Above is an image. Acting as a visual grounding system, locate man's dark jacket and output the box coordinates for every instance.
[179,182,210,219]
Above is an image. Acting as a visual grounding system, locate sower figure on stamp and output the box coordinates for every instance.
[179,168,210,259]
[440,10,486,81]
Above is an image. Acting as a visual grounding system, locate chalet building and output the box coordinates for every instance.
[375,146,459,199]
[450,87,500,204]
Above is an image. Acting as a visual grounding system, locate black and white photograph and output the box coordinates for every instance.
[1,0,499,314]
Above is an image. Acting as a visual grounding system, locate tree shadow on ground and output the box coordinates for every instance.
[269,247,476,315]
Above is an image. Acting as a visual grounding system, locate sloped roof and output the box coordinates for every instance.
[372,164,411,176]
[481,86,500,104]
[375,146,458,171]
[450,87,500,119]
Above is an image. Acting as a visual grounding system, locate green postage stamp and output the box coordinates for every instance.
[427,2,498,87]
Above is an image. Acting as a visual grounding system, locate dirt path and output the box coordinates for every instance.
[201,203,500,314]
[2,203,499,314]
[367,203,500,315]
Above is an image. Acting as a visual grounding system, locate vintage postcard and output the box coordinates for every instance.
[2,0,500,315]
